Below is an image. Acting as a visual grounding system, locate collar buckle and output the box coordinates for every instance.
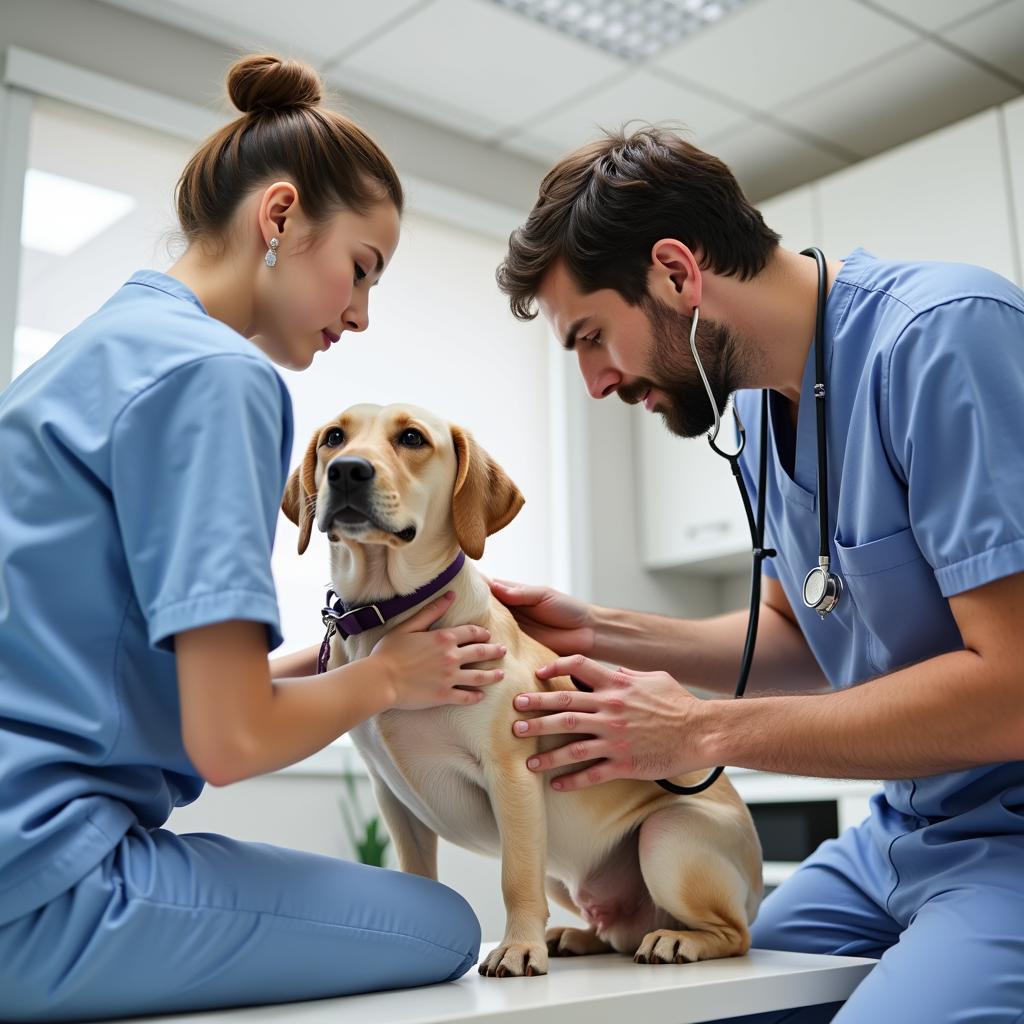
[337,604,386,631]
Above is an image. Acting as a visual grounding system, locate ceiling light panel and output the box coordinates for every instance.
[486,0,749,61]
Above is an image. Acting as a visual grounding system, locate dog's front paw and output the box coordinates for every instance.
[478,940,548,977]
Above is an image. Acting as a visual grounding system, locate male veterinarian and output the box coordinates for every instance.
[491,126,1024,1023]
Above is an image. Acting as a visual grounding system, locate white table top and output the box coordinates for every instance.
[114,945,876,1024]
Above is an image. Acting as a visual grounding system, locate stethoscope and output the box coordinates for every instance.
[655,247,841,796]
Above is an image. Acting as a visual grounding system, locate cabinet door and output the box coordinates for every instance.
[1003,95,1024,287]
[636,405,749,571]
[818,108,1017,281]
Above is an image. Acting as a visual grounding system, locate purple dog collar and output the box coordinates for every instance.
[316,550,467,674]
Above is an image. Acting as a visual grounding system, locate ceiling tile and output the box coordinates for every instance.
[509,69,747,154]
[864,0,1008,33]
[778,39,1019,158]
[330,0,624,139]
[499,131,566,165]
[654,0,918,111]
[704,119,848,201]
[942,0,1024,82]
[100,0,427,63]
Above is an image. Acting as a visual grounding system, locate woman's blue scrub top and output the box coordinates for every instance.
[0,271,293,924]
[735,248,1024,822]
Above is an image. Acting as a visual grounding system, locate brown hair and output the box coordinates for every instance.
[496,125,779,320]
[176,54,403,245]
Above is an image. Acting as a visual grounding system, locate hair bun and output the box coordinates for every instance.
[228,54,322,115]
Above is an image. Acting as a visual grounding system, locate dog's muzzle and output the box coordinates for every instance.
[322,456,416,542]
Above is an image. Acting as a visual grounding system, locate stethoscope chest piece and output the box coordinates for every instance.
[802,563,843,617]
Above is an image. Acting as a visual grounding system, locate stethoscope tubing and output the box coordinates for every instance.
[654,386,773,795]
[653,249,832,795]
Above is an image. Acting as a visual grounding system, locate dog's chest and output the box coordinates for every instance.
[348,711,500,853]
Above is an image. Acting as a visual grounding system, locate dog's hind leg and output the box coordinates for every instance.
[635,804,756,965]
[544,878,614,957]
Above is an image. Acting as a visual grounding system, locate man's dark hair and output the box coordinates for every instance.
[496,125,780,320]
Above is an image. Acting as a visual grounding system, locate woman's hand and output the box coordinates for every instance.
[372,592,507,711]
[488,579,595,657]
[510,655,716,790]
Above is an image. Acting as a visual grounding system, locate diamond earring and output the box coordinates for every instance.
[265,237,279,268]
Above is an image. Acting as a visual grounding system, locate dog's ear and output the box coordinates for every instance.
[450,424,525,560]
[280,430,321,555]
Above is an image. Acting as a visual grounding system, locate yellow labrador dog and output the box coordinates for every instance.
[281,403,763,978]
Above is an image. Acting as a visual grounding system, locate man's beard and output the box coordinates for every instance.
[619,295,742,439]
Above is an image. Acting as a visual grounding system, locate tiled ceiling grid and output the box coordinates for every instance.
[98,0,1024,200]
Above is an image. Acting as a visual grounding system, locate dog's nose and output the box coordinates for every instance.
[327,457,375,488]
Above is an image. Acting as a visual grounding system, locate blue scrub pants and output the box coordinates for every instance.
[708,791,1024,1023]
[0,825,481,1022]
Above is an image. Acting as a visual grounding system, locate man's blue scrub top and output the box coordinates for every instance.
[0,271,294,924]
[734,248,1024,822]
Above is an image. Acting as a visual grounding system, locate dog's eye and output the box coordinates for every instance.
[398,428,426,448]
[324,428,345,448]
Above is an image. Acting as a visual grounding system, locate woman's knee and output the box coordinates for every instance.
[397,871,482,970]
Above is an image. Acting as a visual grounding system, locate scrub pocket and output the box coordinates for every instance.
[834,526,960,673]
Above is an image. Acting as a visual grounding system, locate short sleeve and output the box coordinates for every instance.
[886,297,1024,597]
[111,354,291,652]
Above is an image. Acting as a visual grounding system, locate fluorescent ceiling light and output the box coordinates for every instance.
[21,169,136,257]
[489,0,747,60]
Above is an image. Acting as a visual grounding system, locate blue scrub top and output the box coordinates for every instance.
[0,271,294,925]
[735,248,1024,822]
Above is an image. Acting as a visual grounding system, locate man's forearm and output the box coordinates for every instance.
[701,648,1024,779]
[590,603,828,697]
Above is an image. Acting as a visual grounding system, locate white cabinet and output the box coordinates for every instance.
[818,108,1017,281]
[636,405,750,573]
[1002,95,1024,286]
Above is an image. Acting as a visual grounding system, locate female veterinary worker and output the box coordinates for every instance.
[0,55,505,1021]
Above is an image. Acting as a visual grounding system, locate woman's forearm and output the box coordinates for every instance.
[590,603,828,697]
[230,660,393,779]
[189,651,395,786]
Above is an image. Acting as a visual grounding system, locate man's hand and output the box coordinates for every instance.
[509,655,715,791]
[488,579,596,656]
